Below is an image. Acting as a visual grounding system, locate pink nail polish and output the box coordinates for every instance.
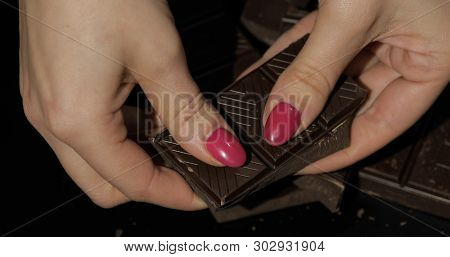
[206,128,246,167]
[264,102,301,146]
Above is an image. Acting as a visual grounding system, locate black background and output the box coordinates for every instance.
[1,0,449,236]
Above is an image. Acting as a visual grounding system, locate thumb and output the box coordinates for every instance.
[263,1,380,145]
[128,41,246,168]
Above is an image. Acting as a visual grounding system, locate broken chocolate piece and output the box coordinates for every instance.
[152,36,368,208]
[359,88,450,219]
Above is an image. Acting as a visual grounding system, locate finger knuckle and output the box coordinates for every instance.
[22,97,42,128]
[88,194,119,209]
[126,180,154,202]
[151,41,185,75]
[86,185,125,209]
[126,169,159,202]
[43,100,88,142]
[286,61,331,101]
[127,189,148,203]
[322,0,378,33]
[164,42,184,64]
[365,103,397,133]
[175,95,204,123]
[171,94,213,139]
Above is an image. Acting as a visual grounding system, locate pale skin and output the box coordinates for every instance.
[20,0,450,209]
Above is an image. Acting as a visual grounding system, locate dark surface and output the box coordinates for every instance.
[241,0,290,45]
[1,0,449,236]
[241,0,315,44]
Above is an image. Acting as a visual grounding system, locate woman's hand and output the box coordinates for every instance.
[19,0,246,209]
[245,0,450,174]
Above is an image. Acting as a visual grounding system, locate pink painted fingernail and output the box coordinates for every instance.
[264,102,301,146]
[206,128,246,167]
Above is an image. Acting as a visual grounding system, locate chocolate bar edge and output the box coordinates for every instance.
[151,134,223,208]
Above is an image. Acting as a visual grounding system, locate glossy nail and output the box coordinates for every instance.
[206,128,246,167]
[264,102,301,146]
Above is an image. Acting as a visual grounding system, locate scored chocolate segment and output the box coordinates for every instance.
[259,35,308,82]
[217,36,368,168]
[317,77,367,129]
[153,132,272,208]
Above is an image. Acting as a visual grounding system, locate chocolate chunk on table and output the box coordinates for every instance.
[359,88,450,219]
[152,36,368,208]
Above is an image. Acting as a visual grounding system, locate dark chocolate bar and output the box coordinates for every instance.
[152,36,368,208]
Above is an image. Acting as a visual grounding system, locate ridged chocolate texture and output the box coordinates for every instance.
[153,113,354,208]
[217,36,368,168]
[152,35,368,208]
[152,133,271,208]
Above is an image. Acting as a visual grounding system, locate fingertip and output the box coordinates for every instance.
[205,128,246,167]
[263,102,302,146]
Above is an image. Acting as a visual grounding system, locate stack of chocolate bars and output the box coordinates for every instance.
[358,88,450,219]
